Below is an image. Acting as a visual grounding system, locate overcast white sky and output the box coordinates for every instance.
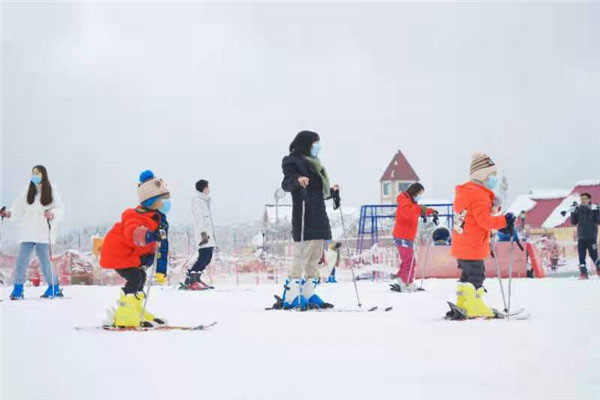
[1,1,598,230]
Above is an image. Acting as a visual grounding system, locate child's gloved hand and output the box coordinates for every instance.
[155,273,167,285]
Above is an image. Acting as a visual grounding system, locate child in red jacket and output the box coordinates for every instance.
[449,153,514,319]
[392,183,437,292]
[100,170,171,328]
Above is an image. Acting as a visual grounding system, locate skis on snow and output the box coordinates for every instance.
[444,301,529,321]
[75,321,217,332]
[265,295,393,312]
[389,283,425,293]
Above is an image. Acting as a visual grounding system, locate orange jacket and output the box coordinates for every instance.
[393,192,433,242]
[100,207,161,269]
[451,181,507,260]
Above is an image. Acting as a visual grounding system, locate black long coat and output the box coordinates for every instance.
[281,154,332,242]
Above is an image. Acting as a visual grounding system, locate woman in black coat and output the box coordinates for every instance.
[278,130,339,310]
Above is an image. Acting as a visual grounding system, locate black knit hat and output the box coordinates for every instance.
[196,179,209,192]
[289,130,320,156]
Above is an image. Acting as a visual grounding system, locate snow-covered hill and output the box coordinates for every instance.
[2,277,599,400]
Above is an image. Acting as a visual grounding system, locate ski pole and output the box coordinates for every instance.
[46,218,56,300]
[299,189,307,305]
[207,200,219,253]
[419,237,432,290]
[406,240,418,293]
[490,236,508,312]
[339,205,362,308]
[507,234,515,320]
[140,242,160,325]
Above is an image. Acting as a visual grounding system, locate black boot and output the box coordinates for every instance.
[183,271,197,288]
[526,269,534,278]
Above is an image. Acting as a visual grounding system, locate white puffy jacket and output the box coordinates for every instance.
[191,192,216,249]
[7,185,64,244]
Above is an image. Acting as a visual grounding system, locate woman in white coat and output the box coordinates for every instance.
[183,179,216,290]
[0,165,65,299]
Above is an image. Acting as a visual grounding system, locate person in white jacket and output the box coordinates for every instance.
[183,179,216,290]
[0,165,65,299]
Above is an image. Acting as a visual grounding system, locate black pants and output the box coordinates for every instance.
[116,268,147,295]
[458,259,485,289]
[190,247,214,273]
[578,239,599,269]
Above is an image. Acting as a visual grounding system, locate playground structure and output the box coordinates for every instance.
[356,203,454,253]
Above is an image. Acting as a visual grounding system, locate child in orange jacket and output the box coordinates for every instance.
[392,183,437,292]
[449,153,515,319]
[100,170,171,328]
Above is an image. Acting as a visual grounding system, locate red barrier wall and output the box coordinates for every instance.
[416,242,536,279]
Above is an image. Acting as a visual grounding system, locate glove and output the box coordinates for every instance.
[155,272,167,285]
[331,188,341,210]
[140,253,155,266]
[499,213,516,236]
[200,232,210,245]
[432,213,440,226]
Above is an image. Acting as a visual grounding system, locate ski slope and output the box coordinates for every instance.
[2,277,599,400]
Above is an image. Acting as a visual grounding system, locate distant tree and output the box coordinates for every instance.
[499,174,509,208]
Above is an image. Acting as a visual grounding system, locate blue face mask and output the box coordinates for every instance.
[311,142,322,158]
[414,195,421,203]
[158,199,171,214]
[484,175,498,190]
[31,175,42,185]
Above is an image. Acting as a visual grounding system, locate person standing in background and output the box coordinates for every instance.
[570,193,600,279]
[183,179,217,290]
[0,165,65,300]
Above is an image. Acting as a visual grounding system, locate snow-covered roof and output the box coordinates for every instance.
[575,179,600,186]
[542,195,580,228]
[527,189,570,200]
[507,194,538,214]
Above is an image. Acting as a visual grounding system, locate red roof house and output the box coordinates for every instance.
[380,151,420,203]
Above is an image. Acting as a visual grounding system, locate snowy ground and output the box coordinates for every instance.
[2,276,599,400]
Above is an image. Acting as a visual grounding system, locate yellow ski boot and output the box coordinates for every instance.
[114,292,142,327]
[135,292,165,325]
[463,283,495,319]
[456,283,467,311]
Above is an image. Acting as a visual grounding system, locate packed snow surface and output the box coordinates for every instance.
[2,276,599,400]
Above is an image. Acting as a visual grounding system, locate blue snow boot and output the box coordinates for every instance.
[41,284,64,299]
[282,279,308,310]
[327,274,337,283]
[304,278,334,309]
[10,284,24,300]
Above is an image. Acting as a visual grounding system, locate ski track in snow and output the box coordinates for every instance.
[1,277,599,400]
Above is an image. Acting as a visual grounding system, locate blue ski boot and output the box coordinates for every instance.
[41,284,64,299]
[304,278,334,309]
[327,274,337,283]
[10,284,24,300]
[282,279,308,310]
